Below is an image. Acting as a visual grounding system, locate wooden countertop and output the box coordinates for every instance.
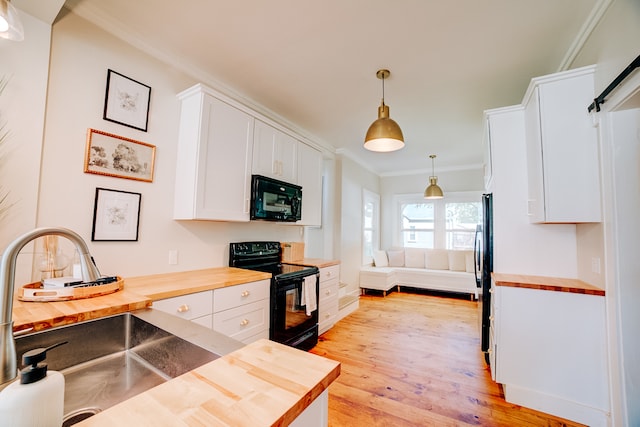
[13,267,341,426]
[492,273,605,296]
[125,267,273,300]
[12,290,151,333]
[77,338,341,426]
[285,258,340,269]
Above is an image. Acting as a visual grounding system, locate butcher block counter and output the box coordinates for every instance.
[492,272,605,296]
[12,267,271,333]
[12,290,151,333]
[77,338,340,426]
[285,258,340,269]
[11,266,340,427]
[124,266,272,300]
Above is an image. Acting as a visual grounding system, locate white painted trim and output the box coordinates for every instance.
[592,69,640,427]
[504,384,610,427]
[557,0,614,71]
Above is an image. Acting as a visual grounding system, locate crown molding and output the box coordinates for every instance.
[557,0,613,71]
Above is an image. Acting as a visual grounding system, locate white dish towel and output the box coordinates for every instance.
[303,275,317,316]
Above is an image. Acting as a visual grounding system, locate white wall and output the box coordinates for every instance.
[0,10,54,285]
[337,155,379,294]
[6,10,305,284]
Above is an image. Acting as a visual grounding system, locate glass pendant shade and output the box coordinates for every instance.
[0,0,24,41]
[364,69,404,152]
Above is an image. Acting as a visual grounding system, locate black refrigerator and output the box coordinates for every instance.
[474,193,493,365]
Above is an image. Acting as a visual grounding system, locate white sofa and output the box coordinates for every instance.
[359,248,478,299]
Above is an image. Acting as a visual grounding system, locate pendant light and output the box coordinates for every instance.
[424,154,444,199]
[364,69,404,152]
[0,0,24,41]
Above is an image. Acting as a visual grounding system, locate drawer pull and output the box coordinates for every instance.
[241,290,250,297]
[325,290,331,296]
[240,319,250,326]
[177,304,190,313]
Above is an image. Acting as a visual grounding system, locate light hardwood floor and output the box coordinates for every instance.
[311,290,585,427]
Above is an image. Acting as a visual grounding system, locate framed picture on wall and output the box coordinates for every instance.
[92,187,141,241]
[103,69,151,132]
[84,128,155,182]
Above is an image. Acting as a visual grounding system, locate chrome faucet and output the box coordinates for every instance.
[0,227,101,390]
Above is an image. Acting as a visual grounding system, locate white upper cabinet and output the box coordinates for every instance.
[252,119,298,183]
[297,142,323,226]
[523,65,601,223]
[173,85,254,221]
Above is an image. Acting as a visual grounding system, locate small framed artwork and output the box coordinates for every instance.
[92,187,141,241]
[103,69,151,132]
[84,128,155,182]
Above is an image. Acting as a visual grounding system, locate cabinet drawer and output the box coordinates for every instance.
[319,278,339,302]
[213,279,270,313]
[319,265,340,283]
[319,294,338,334]
[213,300,269,341]
[319,294,338,324]
[153,291,213,321]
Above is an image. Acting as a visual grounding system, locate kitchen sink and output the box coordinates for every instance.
[14,309,243,426]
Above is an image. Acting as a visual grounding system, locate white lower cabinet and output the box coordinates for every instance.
[492,285,609,426]
[318,265,340,334]
[152,290,213,328]
[212,279,270,344]
[153,279,270,345]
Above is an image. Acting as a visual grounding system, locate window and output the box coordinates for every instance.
[362,189,380,265]
[400,202,434,247]
[445,201,481,250]
[394,192,481,250]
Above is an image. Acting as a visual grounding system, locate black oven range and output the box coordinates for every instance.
[229,241,319,351]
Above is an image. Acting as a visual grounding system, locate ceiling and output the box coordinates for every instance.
[60,0,602,176]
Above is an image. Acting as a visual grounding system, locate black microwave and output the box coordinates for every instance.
[250,175,302,222]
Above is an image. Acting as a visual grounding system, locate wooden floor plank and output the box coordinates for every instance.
[311,291,585,427]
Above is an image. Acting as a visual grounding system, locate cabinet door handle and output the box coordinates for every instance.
[241,290,250,297]
[240,319,250,326]
[325,290,331,296]
[177,304,190,313]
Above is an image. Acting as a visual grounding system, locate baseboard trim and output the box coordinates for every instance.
[504,383,610,427]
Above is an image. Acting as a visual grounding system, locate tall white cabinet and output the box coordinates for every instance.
[297,142,323,226]
[523,65,600,223]
[173,85,254,222]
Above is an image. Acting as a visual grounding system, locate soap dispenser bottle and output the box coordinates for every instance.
[0,341,67,427]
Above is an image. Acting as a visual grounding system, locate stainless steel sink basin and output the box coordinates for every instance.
[14,309,244,426]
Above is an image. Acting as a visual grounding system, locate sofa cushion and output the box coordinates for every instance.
[373,250,389,267]
[425,249,449,270]
[465,250,475,273]
[387,250,405,267]
[448,250,467,271]
[404,248,425,268]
